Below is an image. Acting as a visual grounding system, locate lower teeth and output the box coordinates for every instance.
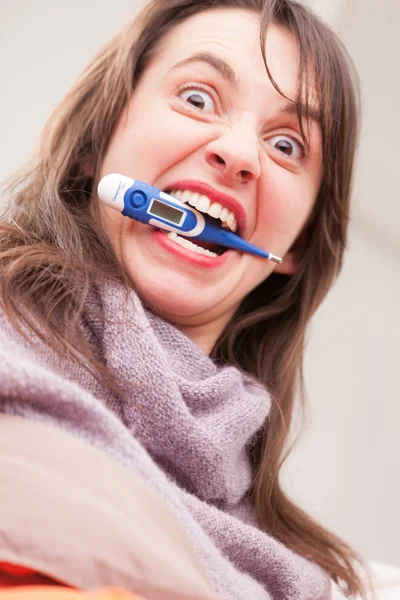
[165,231,218,257]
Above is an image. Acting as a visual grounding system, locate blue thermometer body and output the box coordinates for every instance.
[98,174,282,263]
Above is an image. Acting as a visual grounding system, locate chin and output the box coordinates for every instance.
[130,278,213,321]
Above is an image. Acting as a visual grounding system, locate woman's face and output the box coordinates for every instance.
[95,8,323,352]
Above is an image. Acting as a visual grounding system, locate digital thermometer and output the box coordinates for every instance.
[97,174,282,263]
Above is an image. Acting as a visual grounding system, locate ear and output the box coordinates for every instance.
[274,231,307,275]
[81,158,95,179]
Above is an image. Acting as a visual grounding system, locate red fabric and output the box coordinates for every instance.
[0,563,66,588]
[0,587,145,599]
[0,564,146,598]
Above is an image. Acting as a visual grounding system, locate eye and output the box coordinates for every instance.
[179,88,215,113]
[267,135,304,159]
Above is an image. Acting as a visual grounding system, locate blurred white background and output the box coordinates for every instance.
[0,0,399,567]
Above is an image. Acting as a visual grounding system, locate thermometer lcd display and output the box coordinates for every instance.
[149,199,185,225]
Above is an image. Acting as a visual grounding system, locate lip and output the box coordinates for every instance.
[153,229,233,268]
[163,179,247,237]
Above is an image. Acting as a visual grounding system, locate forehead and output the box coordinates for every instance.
[152,8,302,99]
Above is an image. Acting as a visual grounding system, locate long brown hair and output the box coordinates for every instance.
[0,0,368,596]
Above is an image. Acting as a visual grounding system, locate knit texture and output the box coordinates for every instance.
[0,283,331,600]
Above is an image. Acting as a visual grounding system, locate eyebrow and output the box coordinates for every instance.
[170,52,239,88]
[279,101,321,127]
[170,52,321,126]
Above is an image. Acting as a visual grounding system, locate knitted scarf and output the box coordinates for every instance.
[0,282,331,600]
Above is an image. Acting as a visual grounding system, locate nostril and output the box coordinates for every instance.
[239,169,252,182]
[206,152,227,171]
[207,150,255,182]
[208,152,226,167]
[207,152,227,171]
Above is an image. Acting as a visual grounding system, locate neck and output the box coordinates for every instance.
[177,312,233,356]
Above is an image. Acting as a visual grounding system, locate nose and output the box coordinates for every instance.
[205,125,261,184]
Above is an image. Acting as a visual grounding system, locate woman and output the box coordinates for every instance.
[0,0,369,598]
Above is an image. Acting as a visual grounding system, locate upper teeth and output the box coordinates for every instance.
[170,190,237,232]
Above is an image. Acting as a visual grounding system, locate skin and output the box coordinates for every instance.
[95,8,323,354]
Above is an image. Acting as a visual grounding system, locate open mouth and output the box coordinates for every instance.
[164,188,239,257]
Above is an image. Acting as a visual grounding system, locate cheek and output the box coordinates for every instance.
[256,169,318,243]
[102,98,215,183]
[97,203,135,244]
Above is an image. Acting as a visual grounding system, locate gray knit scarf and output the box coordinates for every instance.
[0,282,331,600]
